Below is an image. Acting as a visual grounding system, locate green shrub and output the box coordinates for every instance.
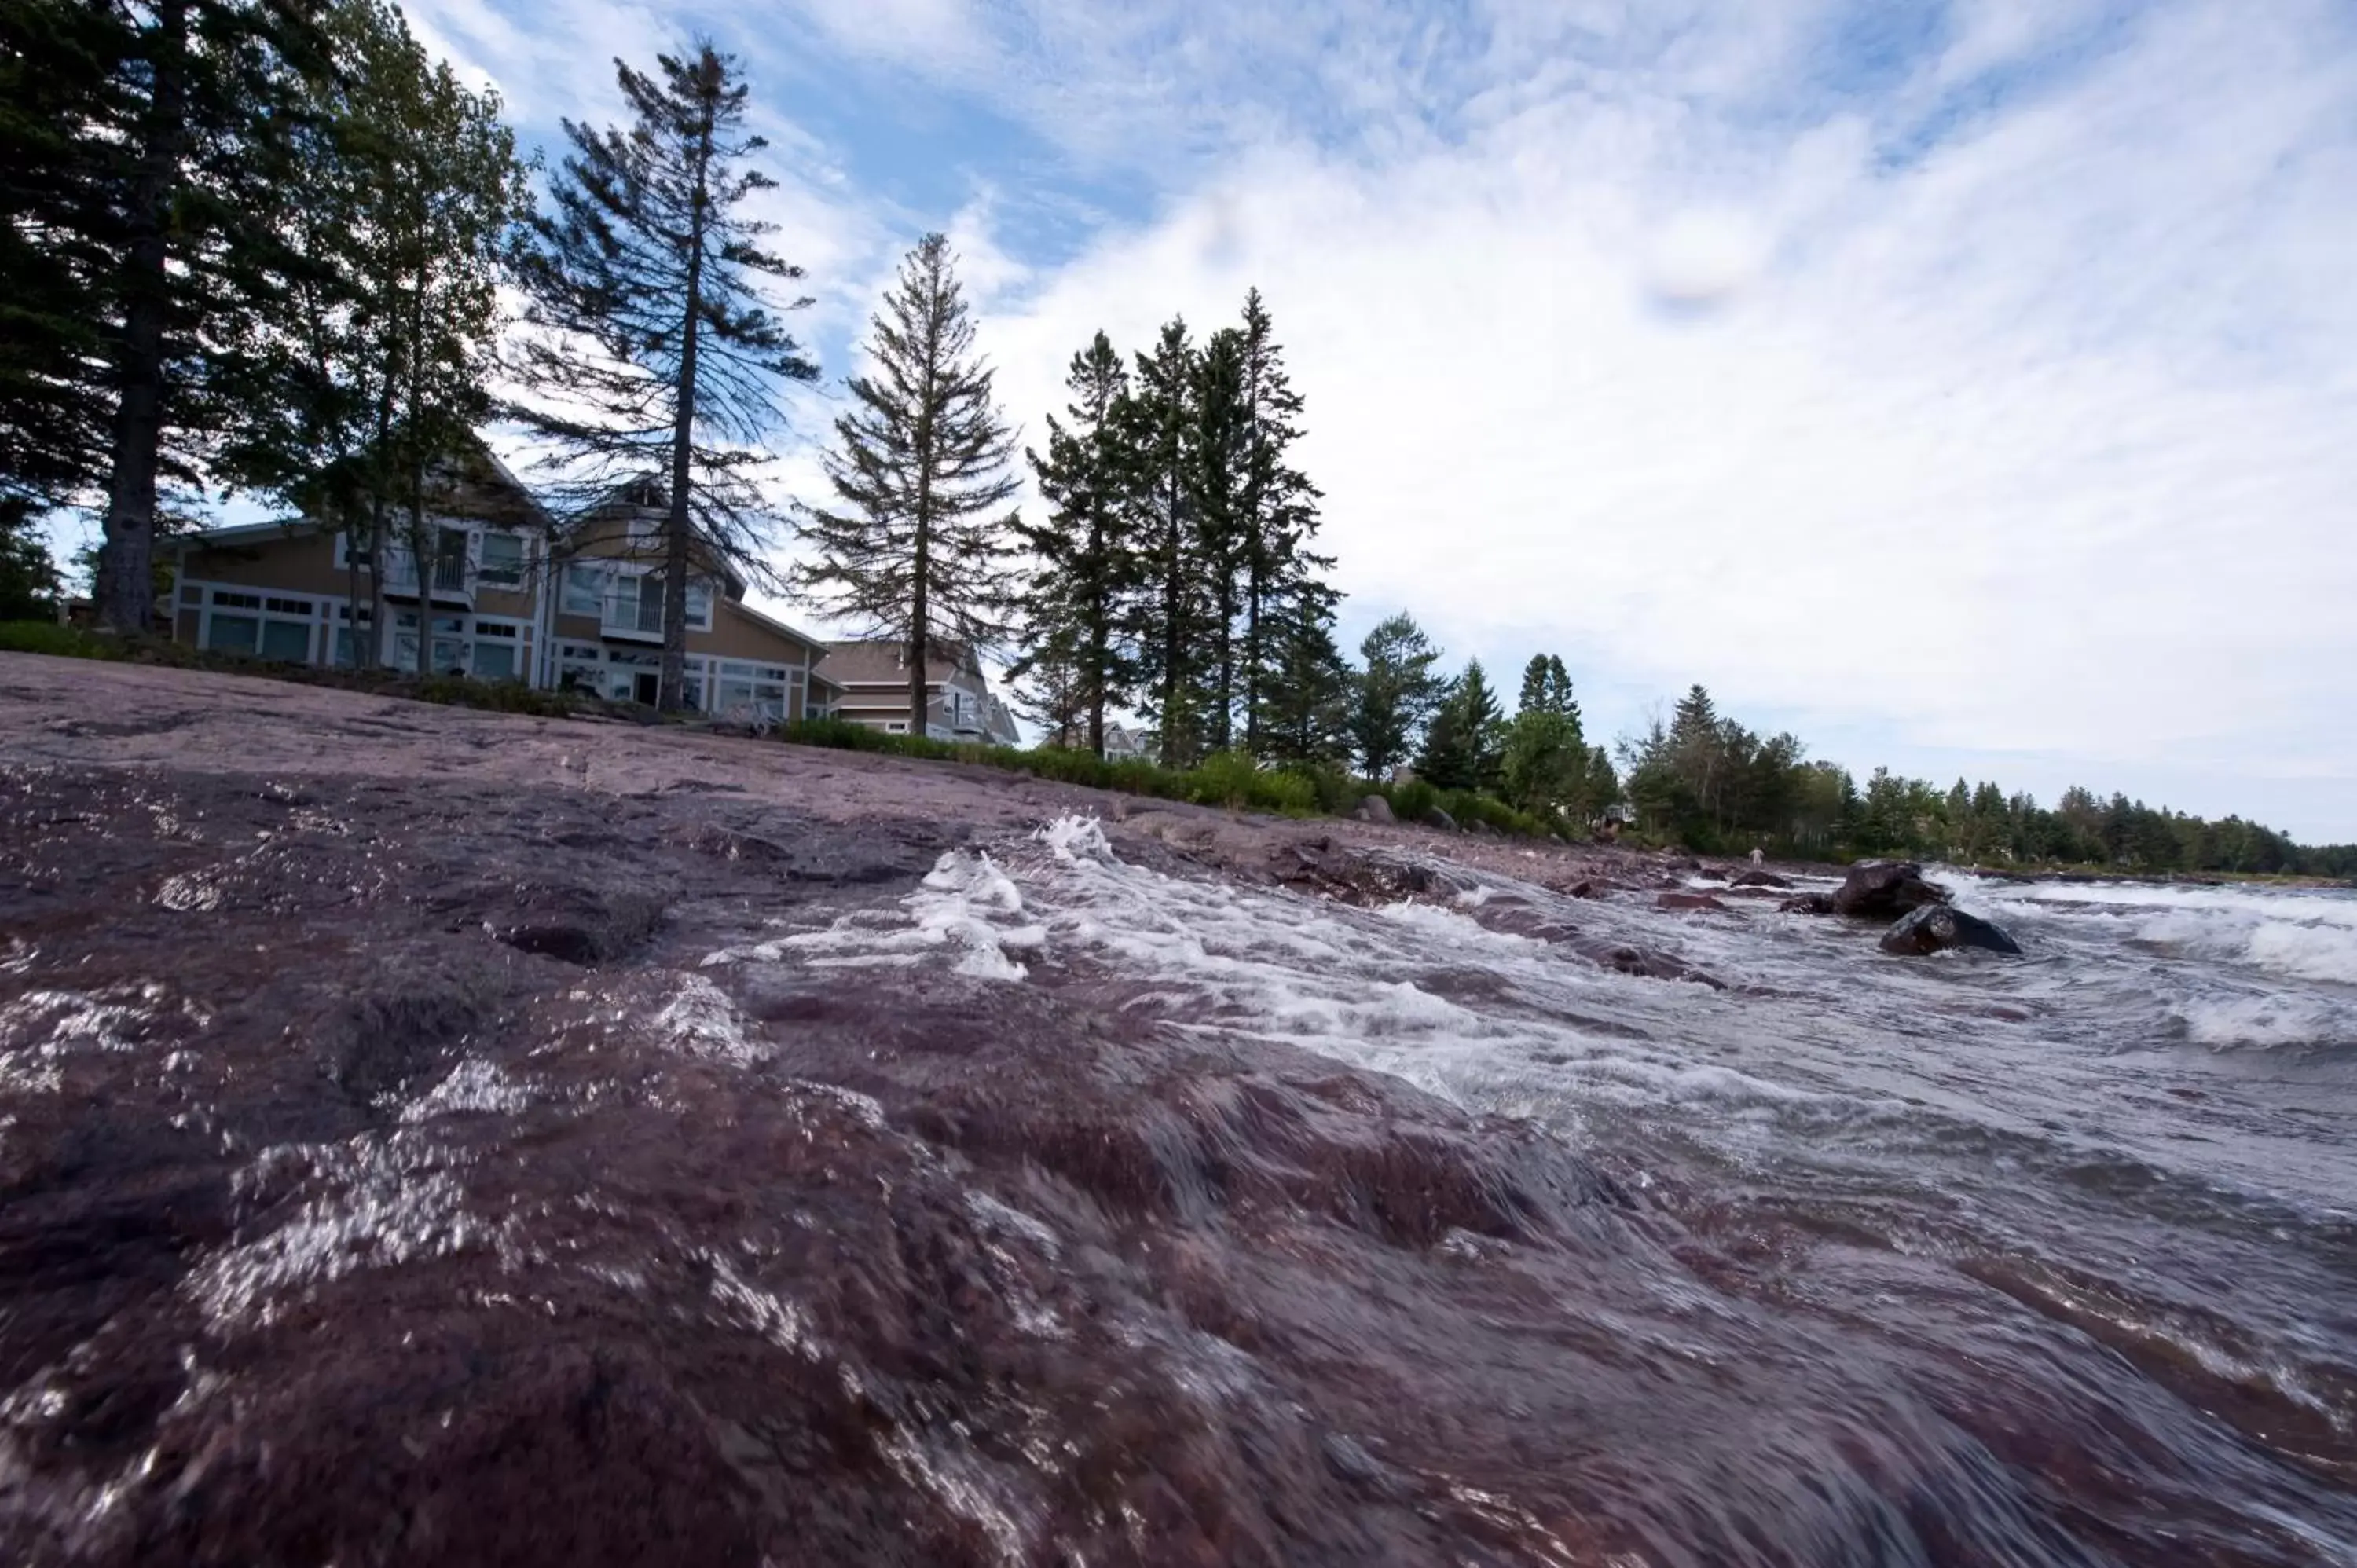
[1184,749,1263,809]
[0,621,128,661]
[1285,760,1361,815]
[1384,778,1439,826]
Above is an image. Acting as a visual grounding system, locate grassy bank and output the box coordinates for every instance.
[769,717,1552,833]
[2,620,583,718]
[3,622,1556,836]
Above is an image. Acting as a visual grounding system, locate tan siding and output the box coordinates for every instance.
[692,606,813,665]
[182,533,346,595]
[470,585,537,620]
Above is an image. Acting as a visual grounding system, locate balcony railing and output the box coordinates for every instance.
[381,544,471,599]
[600,587,664,641]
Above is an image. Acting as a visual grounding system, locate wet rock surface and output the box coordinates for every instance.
[1880,903,2025,958]
[1827,859,1954,921]
[2,660,2344,1566]
[1,759,1656,1566]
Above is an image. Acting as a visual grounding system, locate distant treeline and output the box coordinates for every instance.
[1614,684,2354,877]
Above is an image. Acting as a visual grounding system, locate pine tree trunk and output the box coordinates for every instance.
[94,0,189,637]
[1244,559,1263,756]
[1160,486,1185,768]
[661,85,716,714]
[403,255,434,675]
[1085,495,1106,758]
[907,267,940,740]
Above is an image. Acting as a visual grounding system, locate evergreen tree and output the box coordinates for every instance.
[1516,653,1578,724]
[0,0,117,507]
[514,41,817,709]
[0,497,63,618]
[1129,319,1214,767]
[1008,639,1087,749]
[795,233,1020,735]
[1233,288,1326,755]
[42,0,335,633]
[1253,598,1354,766]
[1417,658,1505,792]
[1501,654,1587,818]
[1010,330,1137,756]
[218,0,527,668]
[1187,324,1248,749]
[1349,612,1443,779]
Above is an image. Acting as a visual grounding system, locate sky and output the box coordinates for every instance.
[266,1,2357,836]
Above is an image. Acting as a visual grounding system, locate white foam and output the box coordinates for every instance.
[756,849,1045,982]
[656,974,773,1066]
[2177,994,2349,1050]
[2135,907,2357,986]
[1954,874,2357,987]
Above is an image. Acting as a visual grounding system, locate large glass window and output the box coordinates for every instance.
[478,532,526,588]
[709,658,790,721]
[605,572,662,634]
[563,562,609,616]
[260,619,311,661]
[685,579,712,630]
[206,614,259,654]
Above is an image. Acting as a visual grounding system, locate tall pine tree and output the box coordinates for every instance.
[1252,596,1354,766]
[1128,318,1213,767]
[1417,658,1505,792]
[1350,611,1443,779]
[795,233,1020,736]
[0,0,118,508]
[1010,330,1137,756]
[53,0,333,633]
[1502,652,1588,818]
[513,41,817,709]
[1233,288,1327,756]
[218,0,527,669]
[1186,324,1248,750]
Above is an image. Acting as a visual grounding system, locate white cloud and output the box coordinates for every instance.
[949,0,2355,834]
[386,0,2354,837]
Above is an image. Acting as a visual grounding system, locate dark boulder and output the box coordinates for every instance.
[1425,807,1458,832]
[1879,903,2022,958]
[1779,893,1836,914]
[1830,860,1951,921]
[1358,793,1395,825]
[1732,870,1791,888]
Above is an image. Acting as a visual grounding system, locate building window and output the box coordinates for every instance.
[605,572,662,635]
[707,658,788,722]
[260,619,312,661]
[685,578,713,631]
[204,588,314,661]
[478,531,526,588]
[471,621,521,681]
[563,563,609,616]
[206,614,260,654]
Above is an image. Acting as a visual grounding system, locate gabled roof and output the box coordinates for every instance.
[720,596,830,658]
[175,516,319,549]
[815,639,984,690]
[178,438,552,545]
